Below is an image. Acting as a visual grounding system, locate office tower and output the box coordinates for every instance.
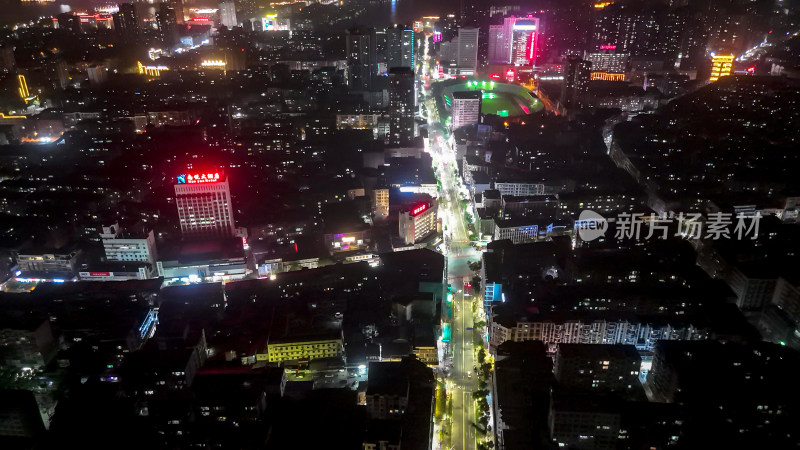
[510,16,539,66]
[387,26,414,70]
[156,3,178,47]
[709,54,734,82]
[388,67,415,146]
[590,4,668,58]
[113,4,139,43]
[218,2,237,28]
[170,0,184,24]
[488,16,540,66]
[561,56,591,109]
[456,27,479,72]
[346,27,375,90]
[487,24,507,64]
[585,51,629,73]
[451,91,481,131]
[174,172,236,238]
[439,14,458,42]
[399,202,437,244]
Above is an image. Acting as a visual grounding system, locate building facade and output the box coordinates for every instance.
[174,172,236,238]
[100,223,158,266]
[388,67,415,146]
[451,91,481,131]
[266,335,344,363]
[399,202,438,245]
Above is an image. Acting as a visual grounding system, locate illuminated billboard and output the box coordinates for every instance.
[411,203,428,216]
[262,15,290,31]
[176,172,221,184]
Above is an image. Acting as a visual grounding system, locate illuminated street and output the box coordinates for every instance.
[420,31,485,450]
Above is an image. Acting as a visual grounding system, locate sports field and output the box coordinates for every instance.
[441,79,544,117]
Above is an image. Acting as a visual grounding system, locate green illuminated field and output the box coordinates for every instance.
[441,79,544,118]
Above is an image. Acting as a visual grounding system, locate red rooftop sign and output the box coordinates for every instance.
[411,203,428,216]
[177,173,220,184]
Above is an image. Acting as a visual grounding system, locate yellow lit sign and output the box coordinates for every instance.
[590,72,625,81]
[0,113,26,119]
[137,61,169,76]
[341,236,356,243]
[593,2,612,8]
[18,75,30,99]
[709,54,734,82]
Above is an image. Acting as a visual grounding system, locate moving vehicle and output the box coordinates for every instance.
[467,371,472,378]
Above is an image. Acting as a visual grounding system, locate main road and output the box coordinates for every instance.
[419,33,482,450]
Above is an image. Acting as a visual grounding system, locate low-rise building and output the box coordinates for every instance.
[266,333,344,364]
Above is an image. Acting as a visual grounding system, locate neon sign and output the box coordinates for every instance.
[411,204,428,216]
[600,44,616,50]
[176,173,220,184]
[528,31,537,60]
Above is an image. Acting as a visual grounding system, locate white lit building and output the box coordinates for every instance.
[493,182,546,197]
[100,223,158,266]
[451,91,481,131]
[585,52,629,74]
[218,2,237,28]
[174,172,236,238]
[493,220,538,244]
[399,202,438,245]
[487,16,540,66]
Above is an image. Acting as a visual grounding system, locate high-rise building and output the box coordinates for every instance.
[561,56,591,110]
[346,27,375,90]
[399,202,438,245]
[487,24,507,64]
[438,14,458,42]
[487,16,540,66]
[709,54,734,82]
[387,26,414,70]
[510,16,539,66]
[174,171,236,238]
[585,52,629,73]
[170,0,184,24]
[388,67,415,146]
[113,4,139,42]
[156,3,178,47]
[456,27,479,72]
[218,2,237,28]
[451,91,481,131]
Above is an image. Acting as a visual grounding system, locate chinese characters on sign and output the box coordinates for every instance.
[176,173,221,184]
[411,204,428,216]
[576,210,762,242]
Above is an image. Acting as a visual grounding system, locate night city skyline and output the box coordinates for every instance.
[1,0,799,449]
